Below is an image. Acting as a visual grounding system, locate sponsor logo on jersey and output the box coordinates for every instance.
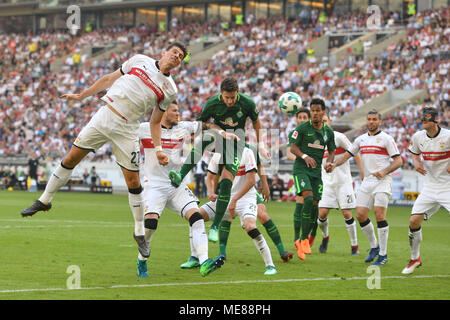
[128,67,164,103]
[308,140,325,149]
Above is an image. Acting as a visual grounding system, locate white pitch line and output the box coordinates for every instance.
[0,274,449,294]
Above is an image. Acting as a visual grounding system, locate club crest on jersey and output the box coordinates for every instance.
[220,117,238,127]
[323,134,328,142]
[440,142,445,149]
[236,110,243,118]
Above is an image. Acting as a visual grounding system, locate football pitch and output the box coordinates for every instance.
[0,190,449,300]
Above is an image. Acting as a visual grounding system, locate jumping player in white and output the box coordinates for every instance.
[402,107,450,274]
[326,110,403,266]
[317,113,364,256]
[136,101,227,277]
[21,42,187,260]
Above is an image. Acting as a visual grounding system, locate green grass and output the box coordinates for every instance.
[0,190,449,300]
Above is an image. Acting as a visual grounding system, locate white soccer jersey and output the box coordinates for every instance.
[208,147,257,199]
[322,131,353,186]
[139,121,200,183]
[408,127,450,189]
[348,131,400,182]
[101,54,177,122]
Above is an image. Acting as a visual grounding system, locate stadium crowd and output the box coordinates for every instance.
[0,7,448,189]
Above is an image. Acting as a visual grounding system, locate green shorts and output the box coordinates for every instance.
[214,137,245,177]
[293,172,323,201]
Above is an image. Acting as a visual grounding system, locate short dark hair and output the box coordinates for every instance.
[167,42,188,59]
[310,98,326,110]
[296,107,311,118]
[367,109,381,119]
[220,77,239,92]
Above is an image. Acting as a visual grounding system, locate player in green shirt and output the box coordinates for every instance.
[169,77,270,242]
[286,108,311,248]
[288,98,336,261]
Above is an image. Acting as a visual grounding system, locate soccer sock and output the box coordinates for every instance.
[359,219,378,249]
[318,217,329,238]
[39,163,73,204]
[179,137,214,181]
[188,226,197,258]
[300,196,314,240]
[309,205,319,237]
[409,227,422,260]
[248,228,274,267]
[293,203,303,241]
[377,220,389,256]
[345,217,358,247]
[263,219,285,256]
[219,220,232,256]
[128,186,145,237]
[138,219,157,261]
[189,212,208,264]
[211,178,233,228]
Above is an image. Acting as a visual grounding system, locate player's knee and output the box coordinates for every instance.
[198,208,210,222]
[188,211,204,226]
[318,208,329,219]
[409,214,423,229]
[247,227,261,239]
[303,196,314,208]
[342,210,352,220]
[144,218,158,230]
[128,185,143,194]
[243,219,257,232]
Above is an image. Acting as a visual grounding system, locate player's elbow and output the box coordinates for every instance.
[394,156,403,168]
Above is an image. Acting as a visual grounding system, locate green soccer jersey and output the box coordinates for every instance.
[289,121,336,177]
[196,93,259,133]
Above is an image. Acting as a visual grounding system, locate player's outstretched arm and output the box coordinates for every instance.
[253,118,270,159]
[326,151,352,172]
[61,68,122,101]
[202,122,240,141]
[150,106,169,166]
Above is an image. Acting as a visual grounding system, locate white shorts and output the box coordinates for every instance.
[411,187,450,220]
[143,181,199,217]
[74,105,140,172]
[356,177,392,209]
[319,183,356,210]
[201,196,258,228]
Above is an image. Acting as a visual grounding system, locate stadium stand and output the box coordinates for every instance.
[0,2,448,191]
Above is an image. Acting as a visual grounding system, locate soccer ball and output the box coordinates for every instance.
[278,92,302,115]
